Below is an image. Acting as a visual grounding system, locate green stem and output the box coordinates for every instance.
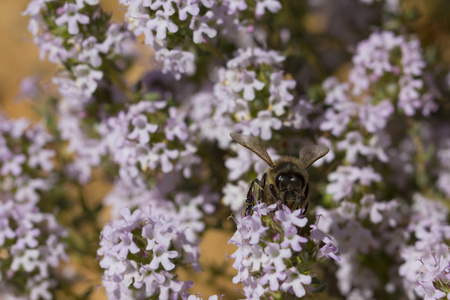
[405,117,431,197]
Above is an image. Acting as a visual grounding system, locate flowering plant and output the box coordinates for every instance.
[2,0,450,298]
[229,203,339,299]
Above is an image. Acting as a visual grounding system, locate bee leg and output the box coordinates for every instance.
[246,178,262,200]
[244,198,254,216]
[261,173,267,188]
[259,173,267,203]
[304,183,309,199]
[244,178,263,216]
[301,199,309,215]
[300,183,310,214]
[269,184,278,201]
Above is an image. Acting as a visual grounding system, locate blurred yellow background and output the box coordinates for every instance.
[0,1,49,119]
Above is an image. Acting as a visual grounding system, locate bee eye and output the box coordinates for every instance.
[276,174,289,190]
[289,174,302,185]
[276,174,303,190]
[276,174,289,182]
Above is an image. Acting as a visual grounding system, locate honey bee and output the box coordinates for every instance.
[230,132,329,216]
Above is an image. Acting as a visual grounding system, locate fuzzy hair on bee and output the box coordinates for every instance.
[230,132,329,216]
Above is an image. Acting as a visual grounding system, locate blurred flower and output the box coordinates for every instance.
[255,0,282,17]
[78,36,103,67]
[55,3,89,35]
[327,166,381,201]
[250,110,282,140]
[155,49,196,80]
[233,70,265,101]
[222,180,249,212]
[76,0,99,9]
[127,114,158,145]
[269,71,295,116]
[336,131,371,164]
[190,10,217,43]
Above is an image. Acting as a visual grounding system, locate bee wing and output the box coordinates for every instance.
[230,133,275,167]
[299,144,329,168]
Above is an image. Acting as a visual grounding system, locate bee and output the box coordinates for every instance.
[230,132,329,216]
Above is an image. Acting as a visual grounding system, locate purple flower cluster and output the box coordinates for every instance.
[0,115,68,299]
[0,116,55,186]
[0,200,68,300]
[98,206,201,299]
[229,203,339,298]
[326,166,382,202]
[24,0,130,68]
[312,30,448,300]
[97,99,199,188]
[23,3,224,297]
[188,48,296,151]
[319,31,438,168]
[350,31,436,116]
[319,77,393,164]
[316,194,406,298]
[120,0,282,79]
[104,176,216,225]
[399,194,450,299]
[99,166,218,299]
[414,253,450,300]
[312,31,447,298]
[23,0,137,184]
[17,0,450,299]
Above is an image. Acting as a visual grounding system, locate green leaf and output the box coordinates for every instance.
[311,277,321,285]
[315,283,328,294]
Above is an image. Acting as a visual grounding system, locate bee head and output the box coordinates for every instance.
[270,160,309,191]
[270,161,310,210]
